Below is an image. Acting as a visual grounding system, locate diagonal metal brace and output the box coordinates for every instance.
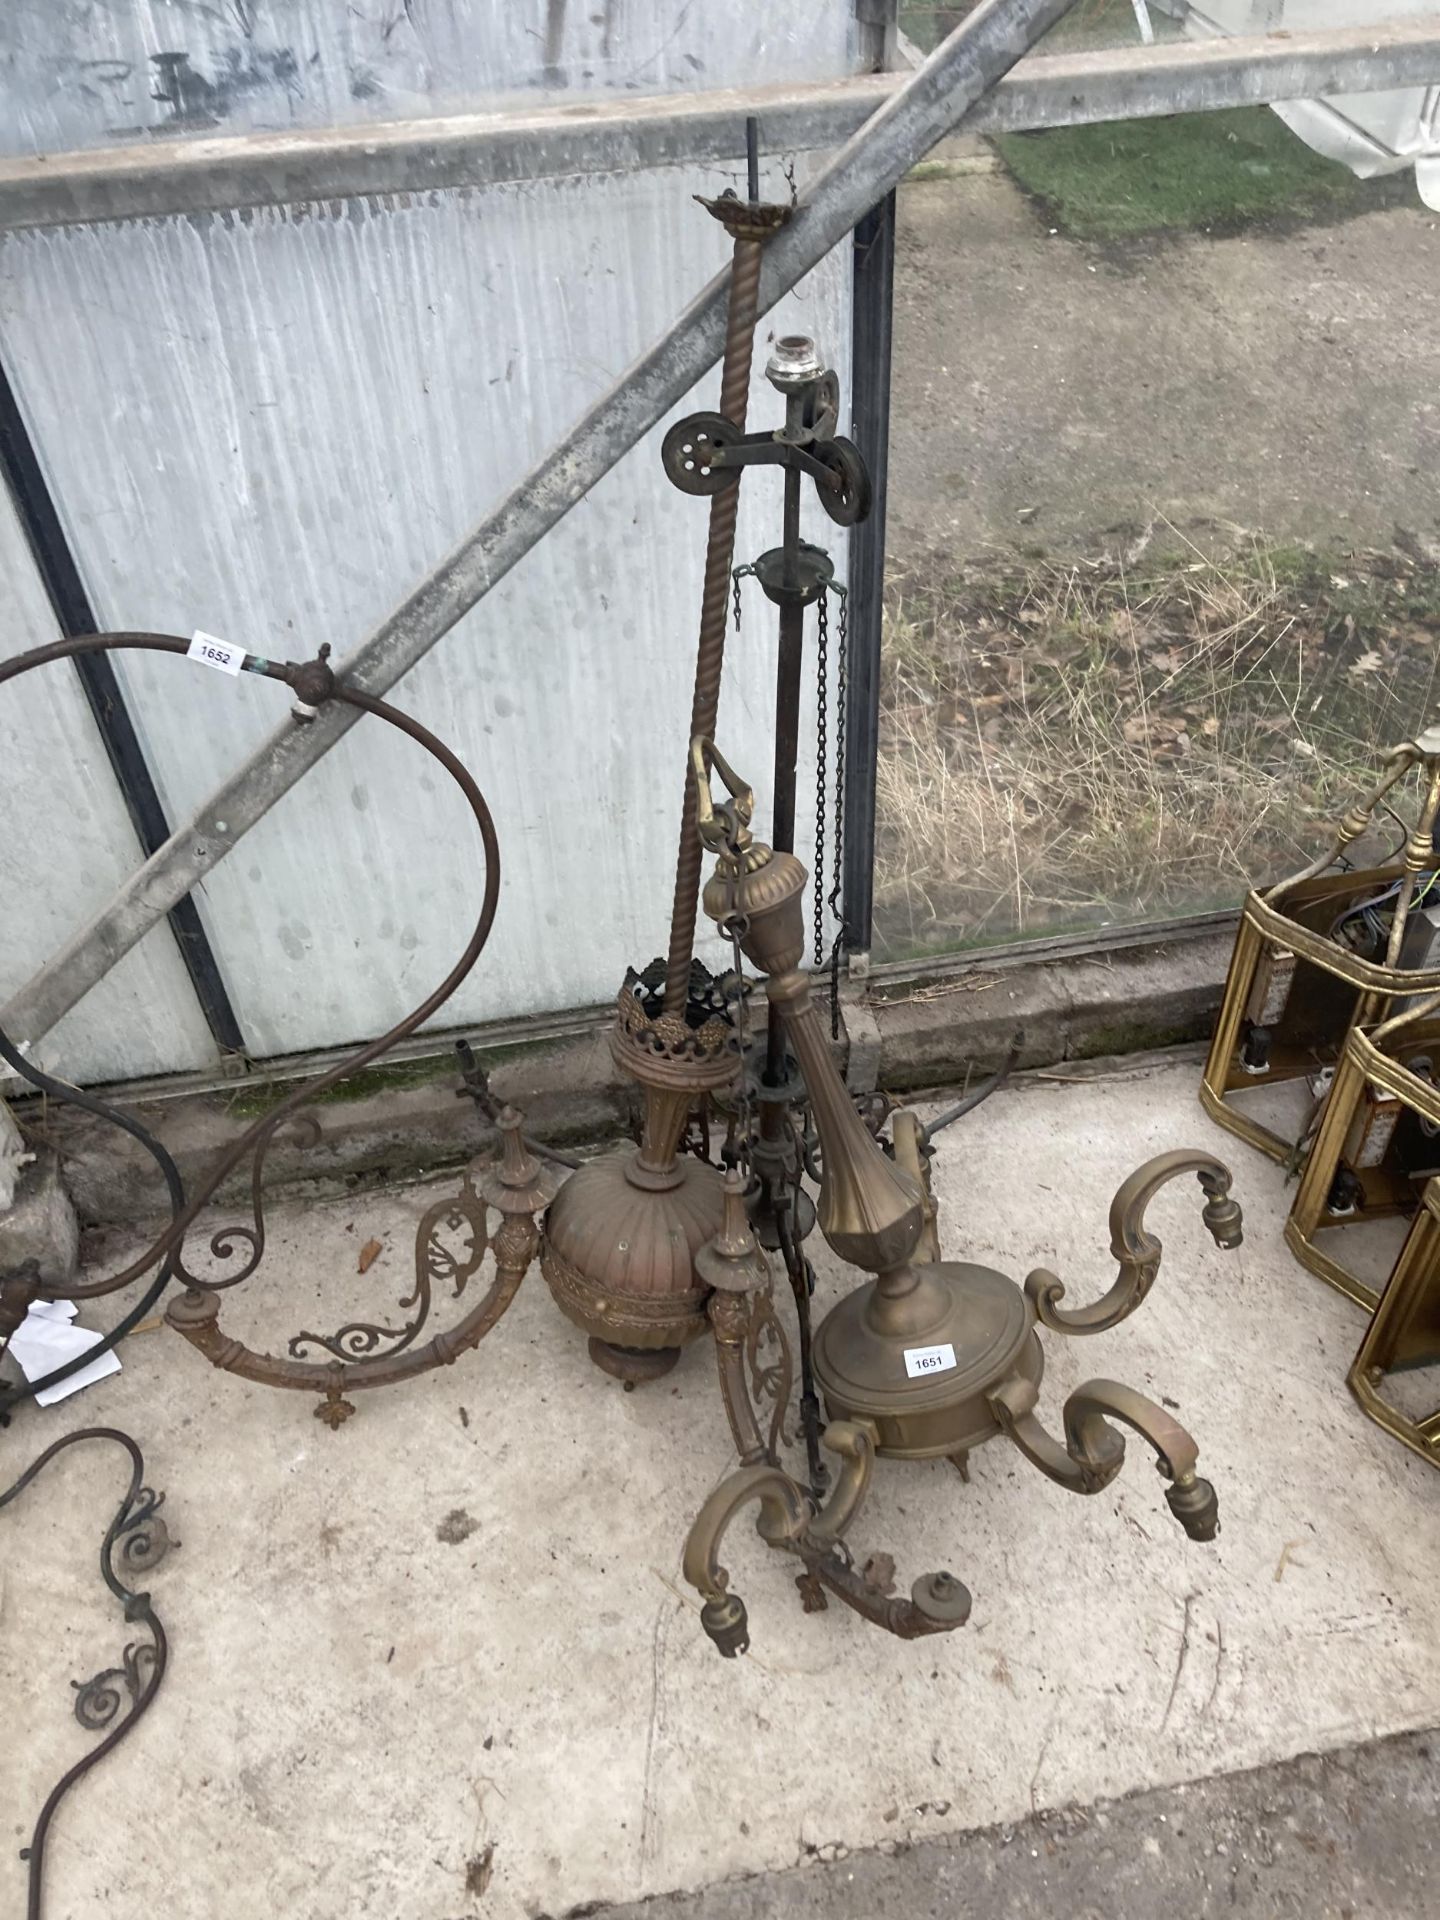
[2,0,1079,1057]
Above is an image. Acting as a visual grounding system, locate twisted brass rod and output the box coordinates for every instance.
[662,235,766,1015]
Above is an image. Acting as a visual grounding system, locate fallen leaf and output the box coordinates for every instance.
[1348,649,1383,675]
[358,1237,384,1274]
[1201,715,1220,737]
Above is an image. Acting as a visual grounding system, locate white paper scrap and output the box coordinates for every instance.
[6,1304,121,1406]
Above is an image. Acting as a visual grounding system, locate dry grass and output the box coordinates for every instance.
[874,527,1440,960]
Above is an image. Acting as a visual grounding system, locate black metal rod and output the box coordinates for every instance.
[770,599,806,858]
[842,189,897,957]
[0,357,247,1056]
[745,114,760,204]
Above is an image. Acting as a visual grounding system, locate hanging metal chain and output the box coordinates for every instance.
[731,562,758,634]
[827,585,849,1035]
[813,587,829,968]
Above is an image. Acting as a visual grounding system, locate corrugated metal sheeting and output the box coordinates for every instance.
[0,6,860,1080]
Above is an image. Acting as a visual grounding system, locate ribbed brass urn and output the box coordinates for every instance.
[541,962,736,1382]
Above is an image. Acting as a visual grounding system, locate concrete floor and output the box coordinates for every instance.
[4,1058,1438,1918]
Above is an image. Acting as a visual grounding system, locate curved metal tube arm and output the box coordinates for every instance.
[990,1372,1219,1541]
[681,1420,971,1654]
[1026,1149,1242,1337]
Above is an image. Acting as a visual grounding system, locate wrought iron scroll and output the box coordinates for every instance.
[1,1427,172,1920]
[290,1174,490,1364]
[0,633,515,1423]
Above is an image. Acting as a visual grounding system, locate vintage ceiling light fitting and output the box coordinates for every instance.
[681,742,1244,1655]
[538,134,789,1386]
[0,632,561,1429]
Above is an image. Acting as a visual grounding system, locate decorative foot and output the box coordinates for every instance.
[316,1387,357,1429]
[948,1449,971,1484]
[587,1338,680,1386]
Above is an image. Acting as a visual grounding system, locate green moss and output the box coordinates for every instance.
[222,1038,548,1120]
[993,107,1412,241]
[1069,1013,1207,1060]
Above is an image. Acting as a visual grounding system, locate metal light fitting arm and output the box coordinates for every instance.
[682,1418,971,1655]
[989,1372,1220,1542]
[1025,1149,1242,1337]
[1262,734,1434,903]
[884,1035,1026,1265]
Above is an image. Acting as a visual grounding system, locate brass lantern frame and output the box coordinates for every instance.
[1285,991,1440,1313]
[1200,731,1440,1166]
[1347,1174,1440,1469]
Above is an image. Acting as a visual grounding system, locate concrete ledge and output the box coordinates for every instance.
[870,929,1234,1092]
[43,1026,629,1227]
[14,924,1234,1225]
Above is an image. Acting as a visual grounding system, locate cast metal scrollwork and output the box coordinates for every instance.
[743,1284,793,1463]
[72,1640,160,1732]
[289,1174,489,1363]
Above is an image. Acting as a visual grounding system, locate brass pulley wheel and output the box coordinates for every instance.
[814,436,872,527]
[661,411,742,495]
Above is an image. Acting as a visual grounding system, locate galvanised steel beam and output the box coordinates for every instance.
[1,0,1080,1054]
[0,20,1436,232]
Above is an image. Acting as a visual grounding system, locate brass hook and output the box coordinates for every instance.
[691,735,755,855]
